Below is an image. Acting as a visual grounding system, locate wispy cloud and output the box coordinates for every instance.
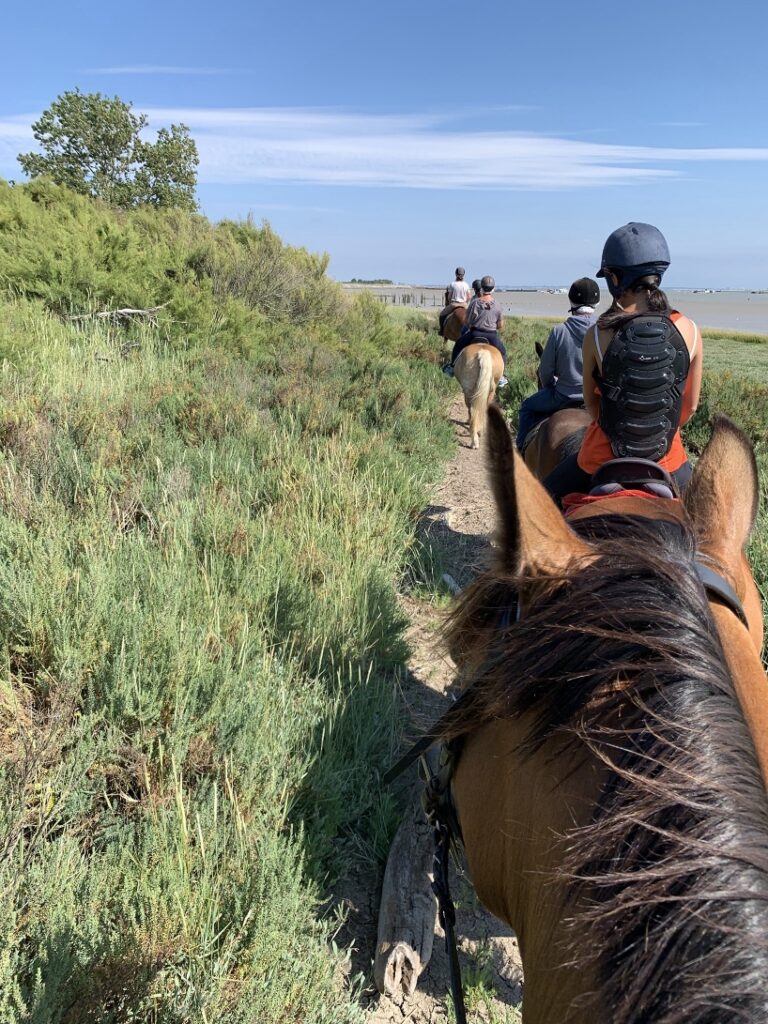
[2,107,767,191]
[87,65,241,75]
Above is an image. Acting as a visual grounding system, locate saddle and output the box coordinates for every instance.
[589,457,677,500]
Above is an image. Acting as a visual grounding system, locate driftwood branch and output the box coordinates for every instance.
[67,304,168,324]
[374,775,438,999]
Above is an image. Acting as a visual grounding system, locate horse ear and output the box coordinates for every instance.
[684,416,758,569]
[485,405,593,576]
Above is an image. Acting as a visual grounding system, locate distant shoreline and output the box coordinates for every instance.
[341,283,768,335]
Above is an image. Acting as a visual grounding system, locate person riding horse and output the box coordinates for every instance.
[443,275,508,387]
[542,223,703,502]
[515,277,600,451]
[438,267,472,337]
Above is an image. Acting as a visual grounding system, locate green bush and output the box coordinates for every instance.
[0,178,343,353]
[0,182,455,1021]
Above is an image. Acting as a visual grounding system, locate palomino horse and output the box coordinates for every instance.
[522,340,591,480]
[453,343,504,450]
[441,303,467,342]
[443,405,768,1024]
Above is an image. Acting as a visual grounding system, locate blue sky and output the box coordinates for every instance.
[2,0,767,287]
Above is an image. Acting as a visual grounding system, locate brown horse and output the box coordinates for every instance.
[443,406,768,1024]
[522,340,591,480]
[441,303,467,342]
[453,343,504,449]
[522,406,591,480]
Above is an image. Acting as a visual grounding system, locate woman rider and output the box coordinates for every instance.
[542,223,703,503]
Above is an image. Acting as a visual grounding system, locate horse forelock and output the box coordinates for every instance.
[445,513,768,1024]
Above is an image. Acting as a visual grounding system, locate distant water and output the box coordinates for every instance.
[343,285,768,335]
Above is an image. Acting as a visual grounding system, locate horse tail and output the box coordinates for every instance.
[468,349,494,448]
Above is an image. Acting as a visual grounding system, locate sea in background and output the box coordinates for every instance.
[342,284,768,335]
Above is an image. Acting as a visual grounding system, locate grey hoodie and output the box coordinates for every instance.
[538,313,596,400]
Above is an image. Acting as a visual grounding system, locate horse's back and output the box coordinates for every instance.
[442,304,467,342]
[524,407,590,480]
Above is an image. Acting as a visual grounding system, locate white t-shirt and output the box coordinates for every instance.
[446,280,471,304]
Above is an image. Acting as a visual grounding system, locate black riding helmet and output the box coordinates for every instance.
[568,277,600,307]
[596,223,670,290]
[471,278,481,295]
[455,266,466,278]
[480,275,495,293]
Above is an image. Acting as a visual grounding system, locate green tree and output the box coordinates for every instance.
[18,89,199,210]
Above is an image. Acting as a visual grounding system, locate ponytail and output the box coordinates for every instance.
[597,274,670,331]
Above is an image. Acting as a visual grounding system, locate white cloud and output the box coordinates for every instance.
[2,107,768,191]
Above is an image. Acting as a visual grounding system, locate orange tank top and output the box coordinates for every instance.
[577,312,692,475]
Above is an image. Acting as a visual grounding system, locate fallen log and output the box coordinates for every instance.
[67,304,168,323]
[374,786,437,999]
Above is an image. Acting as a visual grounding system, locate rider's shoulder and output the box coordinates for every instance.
[668,311,698,351]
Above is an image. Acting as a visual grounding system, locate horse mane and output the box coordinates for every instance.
[444,514,768,1024]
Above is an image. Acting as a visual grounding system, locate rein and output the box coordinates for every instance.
[382,559,748,1023]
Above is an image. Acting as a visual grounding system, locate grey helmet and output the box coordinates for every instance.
[455,266,466,278]
[471,278,481,295]
[480,274,495,293]
[568,277,600,307]
[596,223,670,289]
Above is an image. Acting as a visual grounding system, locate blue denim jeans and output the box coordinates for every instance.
[451,330,507,365]
[516,386,579,450]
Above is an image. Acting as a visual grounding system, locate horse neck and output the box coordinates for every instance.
[448,509,768,1024]
[711,601,768,788]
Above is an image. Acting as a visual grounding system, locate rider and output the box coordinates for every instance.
[515,277,600,450]
[542,223,703,503]
[443,275,508,387]
[438,267,472,336]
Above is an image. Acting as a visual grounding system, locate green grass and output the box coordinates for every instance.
[1,179,767,1021]
[0,293,454,1022]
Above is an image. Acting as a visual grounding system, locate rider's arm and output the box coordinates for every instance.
[581,327,600,421]
[538,329,557,388]
[681,320,703,424]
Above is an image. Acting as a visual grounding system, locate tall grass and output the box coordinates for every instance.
[0,294,453,1022]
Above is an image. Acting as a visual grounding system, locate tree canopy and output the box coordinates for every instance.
[18,89,199,210]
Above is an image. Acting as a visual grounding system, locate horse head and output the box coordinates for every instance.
[447,405,768,1024]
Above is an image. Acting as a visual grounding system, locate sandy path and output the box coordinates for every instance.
[335,397,523,1023]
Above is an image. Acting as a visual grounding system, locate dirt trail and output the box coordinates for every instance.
[336,397,523,1023]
